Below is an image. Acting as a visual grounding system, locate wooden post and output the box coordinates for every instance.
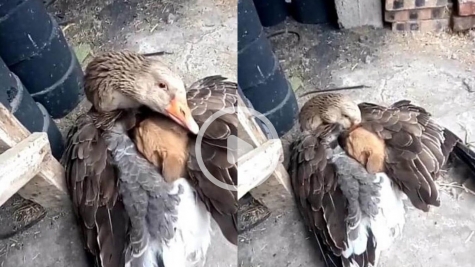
[236,96,292,198]
[238,139,283,199]
[0,104,68,209]
[0,133,50,206]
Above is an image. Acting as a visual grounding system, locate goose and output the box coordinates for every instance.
[289,93,473,267]
[62,51,237,267]
[131,76,238,246]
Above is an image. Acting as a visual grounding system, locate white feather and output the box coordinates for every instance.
[342,173,406,267]
[161,178,212,267]
[371,173,406,250]
[128,179,212,267]
[370,173,406,267]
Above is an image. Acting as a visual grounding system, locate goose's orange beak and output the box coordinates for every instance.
[166,97,200,134]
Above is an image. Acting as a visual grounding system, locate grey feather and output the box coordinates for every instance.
[331,148,381,242]
[102,119,181,267]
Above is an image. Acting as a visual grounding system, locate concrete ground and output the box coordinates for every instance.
[239,21,475,267]
[0,0,237,266]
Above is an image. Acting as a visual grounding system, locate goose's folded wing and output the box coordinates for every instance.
[358,101,457,211]
[62,113,128,267]
[289,130,348,267]
[186,76,238,245]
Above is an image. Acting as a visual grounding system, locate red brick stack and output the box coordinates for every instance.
[385,0,452,32]
[452,0,475,31]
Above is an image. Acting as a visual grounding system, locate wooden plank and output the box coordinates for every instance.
[0,133,50,206]
[0,103,68,209]
[0,104,30,151]
[236,94,292,198]
[272,164,292,195]
[238,139,283,199]
[334,0,383,29]
[237,96,267,147]
[18,155,70,210]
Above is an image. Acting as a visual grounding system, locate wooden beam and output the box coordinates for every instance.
[0,103,68,209]
[0,133,50,206]
[236,95,292,198]
[18,155,70,210]
[0,104,30,151]
[272,164,292,195]
[237,97,267,147]
[238,139,283,199]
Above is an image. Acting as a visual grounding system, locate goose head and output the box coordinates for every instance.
[299,93,361,132]
[84,51,199,134]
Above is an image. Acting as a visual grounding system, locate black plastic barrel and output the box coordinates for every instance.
[238,32,276,89]
[3,68,64,160]
[253,0,288,27]
[0,0,53,66]
[238,0,263,46]
[238,86,273,140]
[9,73,64,159]
[0,57,13,110]
[36,102,64,159]
[260,82,298,137]
[238,0,298,137]
[291,0,337,24]
[0,1,82,119]
[241,57,288,113]
[241,62,298,136]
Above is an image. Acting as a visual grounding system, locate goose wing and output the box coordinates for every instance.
[186,75,239,245]
[62,113,128,267]
[289,124,376,267]
[357,101,458,211]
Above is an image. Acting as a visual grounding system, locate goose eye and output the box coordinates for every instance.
[158,82,167,90]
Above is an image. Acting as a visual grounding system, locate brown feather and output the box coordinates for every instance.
[289,127,351,266]
[186,76,238,246]
[355,100,454,211]
[61,113,127,267]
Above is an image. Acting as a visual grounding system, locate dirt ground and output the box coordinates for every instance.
[0,0,237,266]
[238,21,475,267]
[2,1,475,267]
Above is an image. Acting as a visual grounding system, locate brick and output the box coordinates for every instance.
[335,0,383,29]
[456,0,475,16]
[385,6,450,22]
[452,15,475,31]
[391,18,450,31]
[386,0,449,10]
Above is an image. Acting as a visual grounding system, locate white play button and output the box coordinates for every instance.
[227,135,254,164]
[194,106,279,191]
